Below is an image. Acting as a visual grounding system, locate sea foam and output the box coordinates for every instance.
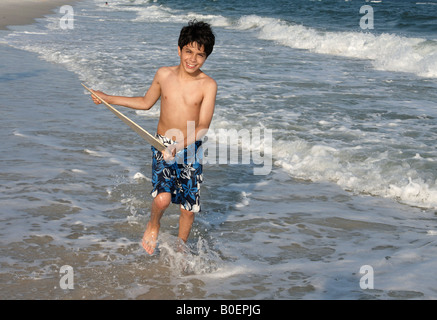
[273,138,437,210]
[236,15,437,78]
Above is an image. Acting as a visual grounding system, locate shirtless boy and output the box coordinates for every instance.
[89,21,217,254]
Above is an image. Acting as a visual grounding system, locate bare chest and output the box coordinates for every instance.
[161,79,204,109]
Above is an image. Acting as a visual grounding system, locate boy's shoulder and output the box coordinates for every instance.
[195,69,217,87]
[203,73,217,89]
[156,66,177,77]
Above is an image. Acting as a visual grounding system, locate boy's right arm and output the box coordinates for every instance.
[89,69,162,110]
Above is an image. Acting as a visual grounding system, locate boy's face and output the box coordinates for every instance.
[178,42,207,75]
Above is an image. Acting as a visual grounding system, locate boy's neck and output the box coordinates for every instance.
[177,64,203,80]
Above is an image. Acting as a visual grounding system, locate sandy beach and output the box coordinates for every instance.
[0,0,79,30]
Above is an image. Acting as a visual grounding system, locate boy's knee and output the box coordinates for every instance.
[153,193,171,211]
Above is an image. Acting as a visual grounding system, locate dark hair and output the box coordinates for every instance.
[178,20,215,57]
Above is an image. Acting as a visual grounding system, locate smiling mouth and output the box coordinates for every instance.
[186,62,197,69]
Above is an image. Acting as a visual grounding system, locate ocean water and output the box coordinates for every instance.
[1,0,437,299]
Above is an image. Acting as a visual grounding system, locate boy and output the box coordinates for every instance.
[89,21,216,255]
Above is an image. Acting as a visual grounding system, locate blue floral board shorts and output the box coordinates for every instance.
[151,134,203,213]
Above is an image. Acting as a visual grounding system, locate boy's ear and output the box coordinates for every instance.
[177,46,181,57]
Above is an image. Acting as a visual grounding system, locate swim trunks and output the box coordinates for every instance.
[150,134,203,213]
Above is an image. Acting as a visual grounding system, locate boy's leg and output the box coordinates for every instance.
[178,207,195,243]
[142,192,171,254]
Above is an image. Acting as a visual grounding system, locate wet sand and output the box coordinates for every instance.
[0,0,79,30]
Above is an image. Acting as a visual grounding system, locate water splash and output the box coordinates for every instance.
[158,235,223,276]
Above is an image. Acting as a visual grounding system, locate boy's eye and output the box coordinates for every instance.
[184,48,206,59]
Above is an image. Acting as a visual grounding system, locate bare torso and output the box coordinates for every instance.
[89,50,216,149]
[156,66,212,141]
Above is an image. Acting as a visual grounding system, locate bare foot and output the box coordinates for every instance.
[142,222,159,255]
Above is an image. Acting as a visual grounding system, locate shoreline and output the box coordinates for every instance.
[0,0,81,30]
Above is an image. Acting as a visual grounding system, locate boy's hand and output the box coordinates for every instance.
[162,144,178,162]
[89,89,108,105]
